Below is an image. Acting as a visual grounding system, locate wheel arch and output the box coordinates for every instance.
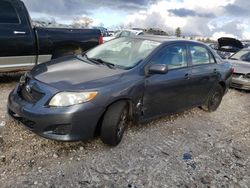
[94,98,135,137]
[218,80,226,94]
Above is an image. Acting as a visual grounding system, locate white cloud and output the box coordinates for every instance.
[211,32,237,40]
[242,32,250,40]
[124,0,250,39]
[24,0,250,39]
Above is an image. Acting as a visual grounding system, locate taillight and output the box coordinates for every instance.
[99,35,103,44]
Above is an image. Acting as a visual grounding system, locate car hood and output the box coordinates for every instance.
[218,37,243,50]
[228,59,250,74]
[31,56,126,90]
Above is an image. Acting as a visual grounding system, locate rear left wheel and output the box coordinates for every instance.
[100,101,129,146]
[202,84,223,112]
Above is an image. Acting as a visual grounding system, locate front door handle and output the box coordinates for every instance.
[13,31,26,35]
[213,68,217,73]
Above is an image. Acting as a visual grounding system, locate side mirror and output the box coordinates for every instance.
[148,64,168,74]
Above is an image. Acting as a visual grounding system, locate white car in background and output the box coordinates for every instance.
[103,29,144,43]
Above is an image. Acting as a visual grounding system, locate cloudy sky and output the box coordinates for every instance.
[23,0,250,39]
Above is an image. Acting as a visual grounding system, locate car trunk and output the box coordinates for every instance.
[218,37,243,53]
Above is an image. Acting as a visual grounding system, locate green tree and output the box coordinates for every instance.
[175,27,181,37]
[205,38,212,43]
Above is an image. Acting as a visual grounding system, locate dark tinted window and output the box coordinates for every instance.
[151,45,188,70]
[0,1,19,24]
[190,45,215,65]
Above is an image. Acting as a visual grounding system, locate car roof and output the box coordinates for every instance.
[133,35,205,45]
[120,29,143,35]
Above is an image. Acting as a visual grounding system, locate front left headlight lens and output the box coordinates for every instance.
[49,91,98,107]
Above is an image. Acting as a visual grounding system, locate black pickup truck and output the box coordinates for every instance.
[0,0,102,73]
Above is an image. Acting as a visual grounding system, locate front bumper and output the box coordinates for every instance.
[231,77,250,90]
[7,84,105,141]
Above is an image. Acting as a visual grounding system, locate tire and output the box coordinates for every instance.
[202,84,224,112]
[100,101,129,146]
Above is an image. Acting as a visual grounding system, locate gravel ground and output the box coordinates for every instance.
[0,74,250,188]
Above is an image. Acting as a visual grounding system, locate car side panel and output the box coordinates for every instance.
[35,27,101,55]
[143,67,193,119]
[0,0,36,70]
[189,64,220,105]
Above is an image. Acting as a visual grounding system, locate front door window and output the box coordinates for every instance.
[150,45,188,70]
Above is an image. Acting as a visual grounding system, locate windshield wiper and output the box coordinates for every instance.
[229,57,238,60]
[77,53,93,63]
[90,58,116,69]
[82,54,116,69]
[81,53,96,63]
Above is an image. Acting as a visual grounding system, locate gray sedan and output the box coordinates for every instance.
[228,49,250,90]
[8,36,232,146]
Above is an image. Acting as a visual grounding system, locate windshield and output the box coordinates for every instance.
[85,37,161,69]
[230,50,250,62]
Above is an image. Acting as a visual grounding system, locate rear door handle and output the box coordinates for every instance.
[13,31,26,35]
[184,73,190,80]
[213,68,217,73]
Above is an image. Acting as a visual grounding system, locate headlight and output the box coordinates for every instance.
[49,91,98,107]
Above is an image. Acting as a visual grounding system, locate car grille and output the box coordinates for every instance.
[19,85,44,103]
[245,74,250,79]
[231,83,243,88]
[232,73,244,78]
[8,109,36,129]
[18,75,45,103]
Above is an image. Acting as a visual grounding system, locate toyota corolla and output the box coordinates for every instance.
[8,36,233,146]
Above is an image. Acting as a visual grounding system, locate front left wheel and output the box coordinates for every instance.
[100,101,129,146]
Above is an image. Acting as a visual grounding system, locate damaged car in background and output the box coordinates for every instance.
[8,36,233,146]
[228,49,250,90]
[211,37,244,59]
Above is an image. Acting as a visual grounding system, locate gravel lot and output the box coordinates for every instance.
[0,74,250,188]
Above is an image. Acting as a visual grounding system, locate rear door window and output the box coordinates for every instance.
[0,1,20,24]
[189,45,215,65]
